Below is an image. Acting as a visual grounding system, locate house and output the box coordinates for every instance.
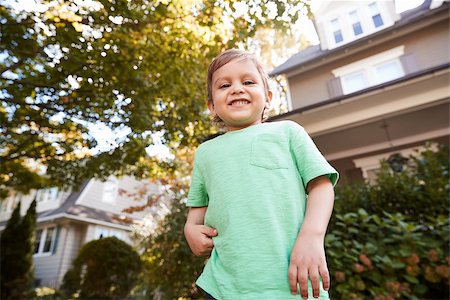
[0,176,165,288]
[270,0,449,183]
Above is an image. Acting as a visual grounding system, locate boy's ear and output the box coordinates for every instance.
[207,100,216,115]
[265,91,273,109]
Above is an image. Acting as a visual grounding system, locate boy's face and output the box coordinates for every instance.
[209,58,272,131]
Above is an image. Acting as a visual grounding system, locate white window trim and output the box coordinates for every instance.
[102,177,119,204]
[35,187,62,204]
[372,59,404,85]
[332,46,405,77]
[33,226,57,257]
[327,15,345,47]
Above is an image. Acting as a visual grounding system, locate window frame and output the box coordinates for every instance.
[349,10,363,36]
[330,18,344,45]
[369,2,384,28]
[33,226,57,256]
[102,178,119,204]
[35,187,61,203]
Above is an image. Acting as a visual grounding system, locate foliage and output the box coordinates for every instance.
[326,210,449,300]
[327,144,449,299]
[0,0,309,198]
[61,236,142,299]
[137,197,206,299]
[132,147,207,299]
[334,144,449,223]
[0,200,37,299]
[34,287,63,300]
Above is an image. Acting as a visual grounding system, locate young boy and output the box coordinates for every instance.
[184,49,338,299]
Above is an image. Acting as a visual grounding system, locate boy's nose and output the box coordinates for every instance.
[231,85,244,94]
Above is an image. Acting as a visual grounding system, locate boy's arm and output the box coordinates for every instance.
[288,176,334,299]
[184,207,218,256]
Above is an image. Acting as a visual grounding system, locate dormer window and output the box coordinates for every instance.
[349,10,363,36]
[369,2,384,28]
[35,187,60,203]
[330,18,343,44]
[102,178,118,204]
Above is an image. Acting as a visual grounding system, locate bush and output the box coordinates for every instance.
[334,144,449,223]
[327,144,449,299]
[327,210,449,300]
[61,237,142,299]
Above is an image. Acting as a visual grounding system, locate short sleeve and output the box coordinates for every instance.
[290,124,339,190]
[187,150,209,207]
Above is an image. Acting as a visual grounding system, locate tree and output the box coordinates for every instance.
[0,199,37,299]
[137,186,206,299]
[0,0,309,198]
[61,236,142,299]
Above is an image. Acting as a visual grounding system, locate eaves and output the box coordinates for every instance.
[269,62,450,121]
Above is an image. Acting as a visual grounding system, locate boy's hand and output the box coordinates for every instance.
[288,234,330,299]
[184,223,218,256]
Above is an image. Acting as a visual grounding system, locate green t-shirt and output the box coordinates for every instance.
[187,121,339,299]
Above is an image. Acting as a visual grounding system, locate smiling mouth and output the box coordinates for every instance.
[229,99,250,106]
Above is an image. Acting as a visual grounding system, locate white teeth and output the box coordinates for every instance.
[230,100,249,105]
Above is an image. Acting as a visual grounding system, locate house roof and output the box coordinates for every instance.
[38,180,132,228]
[0,180,132,229]
[270,0,439,76]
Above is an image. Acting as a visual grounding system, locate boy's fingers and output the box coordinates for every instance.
[309,268,321,298]
[201,226,218,237]
[298,268,309,299]
[288,264,298,294]
[319,264,330,291]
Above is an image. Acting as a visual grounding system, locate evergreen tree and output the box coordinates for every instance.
[0,200,37,299]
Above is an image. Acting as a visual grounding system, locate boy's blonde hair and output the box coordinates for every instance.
[206,49,271,124]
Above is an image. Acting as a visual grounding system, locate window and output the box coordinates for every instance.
[349,11,363,36]
[341,72,367,94]
[369,2,384,28]
[102,178,118,204]
[374,60,404,84]
[0,193,21,213]
[95,226,124,240]
[35,187,60,203]
[34,227,57,255]
[332,46,406,95]
[330,18,343,44]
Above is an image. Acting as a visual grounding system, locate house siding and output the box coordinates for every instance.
[287,17,449,110]
[34,223,87,287]
[76,176,159,218]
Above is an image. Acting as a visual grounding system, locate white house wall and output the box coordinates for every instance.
[75,176,160,218]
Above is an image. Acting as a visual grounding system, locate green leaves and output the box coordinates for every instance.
[327,145,449,299]
[1,0,307,196]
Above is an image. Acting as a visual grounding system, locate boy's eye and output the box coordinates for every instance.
[219,83,230,89]
[243,80,255,85]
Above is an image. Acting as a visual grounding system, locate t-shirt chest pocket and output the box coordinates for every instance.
[250,134,290,170]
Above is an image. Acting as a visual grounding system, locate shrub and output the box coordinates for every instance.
[61,237,142,299]
[327,144,449,299]
[334,144,449,223]
[327,209,449,299]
